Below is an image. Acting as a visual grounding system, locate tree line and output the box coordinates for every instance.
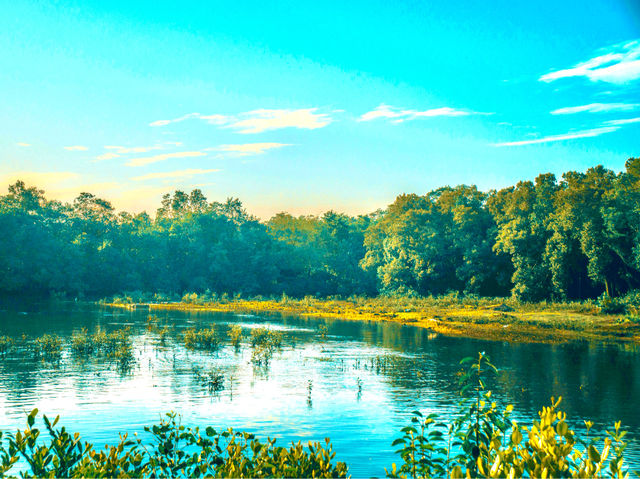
[1,157,638,301]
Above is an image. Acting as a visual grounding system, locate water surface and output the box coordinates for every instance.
[0,301,638,476]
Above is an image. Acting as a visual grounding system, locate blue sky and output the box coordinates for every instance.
[1,0,639,218]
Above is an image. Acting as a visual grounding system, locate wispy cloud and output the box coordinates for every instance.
[540,39,640,84]
[214,142,291,156]
[493,126,619,147]
[228,109,331,134]
[149,113,202,127]
[95,143,184,162]
[16,142,31,147]
[127,151,207,167]
[64,145,88,151]
[132,168,220,181]
[550,102,639,115]
[358,104,480,123]
[604,117,640,126]
[149,109,333,134]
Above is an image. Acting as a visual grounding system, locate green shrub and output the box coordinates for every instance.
[32,334,63,358]
[387,353,632,478]
[0,336,14,355]
[0,410,348,478]
[228,325,242,348]
[70,328,95,355]
[183,327,219,350]
[597,293,626,314]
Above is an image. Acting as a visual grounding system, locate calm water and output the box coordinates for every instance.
[0,300,639,477]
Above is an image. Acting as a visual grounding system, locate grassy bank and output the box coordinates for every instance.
[103,294,640,345]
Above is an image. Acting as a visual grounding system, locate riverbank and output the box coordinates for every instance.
[103,296,640,345]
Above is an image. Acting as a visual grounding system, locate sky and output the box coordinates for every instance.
[1,0,639,219]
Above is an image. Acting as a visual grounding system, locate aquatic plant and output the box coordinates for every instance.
[250,327,283,366]
[183,327,219,350]
[0,410,348,478]
[317,324,329,339]
[0,336,14,356]
[32,334,63,359]
[70,328,134,372]
[250,327,283,348]
[70,328,95,355]
[193,366,225,393]
[228,324,242,348]
[386,352,633,478]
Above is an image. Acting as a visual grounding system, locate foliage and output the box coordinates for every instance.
[0,336,14,355]
[32,334,63,359]
[183,328,219,351]
[387,353,633,478]
[250,328,283,366]
[0,409,348,478]
[1,158,640,301]
[227,325,242,348]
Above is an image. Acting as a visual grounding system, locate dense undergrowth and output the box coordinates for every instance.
[105,289,640,318]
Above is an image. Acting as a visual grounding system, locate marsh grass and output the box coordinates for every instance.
[0,336,14,356]
[32,334,63,359]
[227,325,242,348]
[193,366,225,393]
[70,327,134,370]
[183,327,219,350]
[250,327,283,366]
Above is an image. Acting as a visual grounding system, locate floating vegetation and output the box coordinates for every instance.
[307,379,313,408]
[0,336,14,356]
[356,377,363,401]
[228,325,242,348]
[70,328,95,355]
[146,316,170,344]
[193,366,225,393]
[250,327,282,348]
[250,328,283,366]
[184,327,219,351]
[70,327,134,371]
[32,334,63,359]
[317,324,328,339]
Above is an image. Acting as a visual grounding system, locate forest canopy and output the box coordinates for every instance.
[1,158,639,301]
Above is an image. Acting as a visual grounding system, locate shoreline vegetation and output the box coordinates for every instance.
[102,294,640,345]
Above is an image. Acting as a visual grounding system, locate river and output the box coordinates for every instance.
[0,300,638,476]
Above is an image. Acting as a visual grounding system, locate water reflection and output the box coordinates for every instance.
[0,300,638,477]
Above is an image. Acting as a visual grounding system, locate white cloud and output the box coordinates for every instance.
[227,109,332,134]
[149,112,202,127]
[550,102,640,115]
[107,145,165,154]
[16,142,31,147]
[358,104,477,122]
[149,109,333,134]
[493,126,619,147]
[132,168,220,181]
[215,142,291,156]
[604,117,640,126]
[540,40,640,84]
[127,151,207,167]
[64,145,88,151]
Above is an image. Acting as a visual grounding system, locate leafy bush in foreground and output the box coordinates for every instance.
[387,353,633,478]
[0,411,347,478]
